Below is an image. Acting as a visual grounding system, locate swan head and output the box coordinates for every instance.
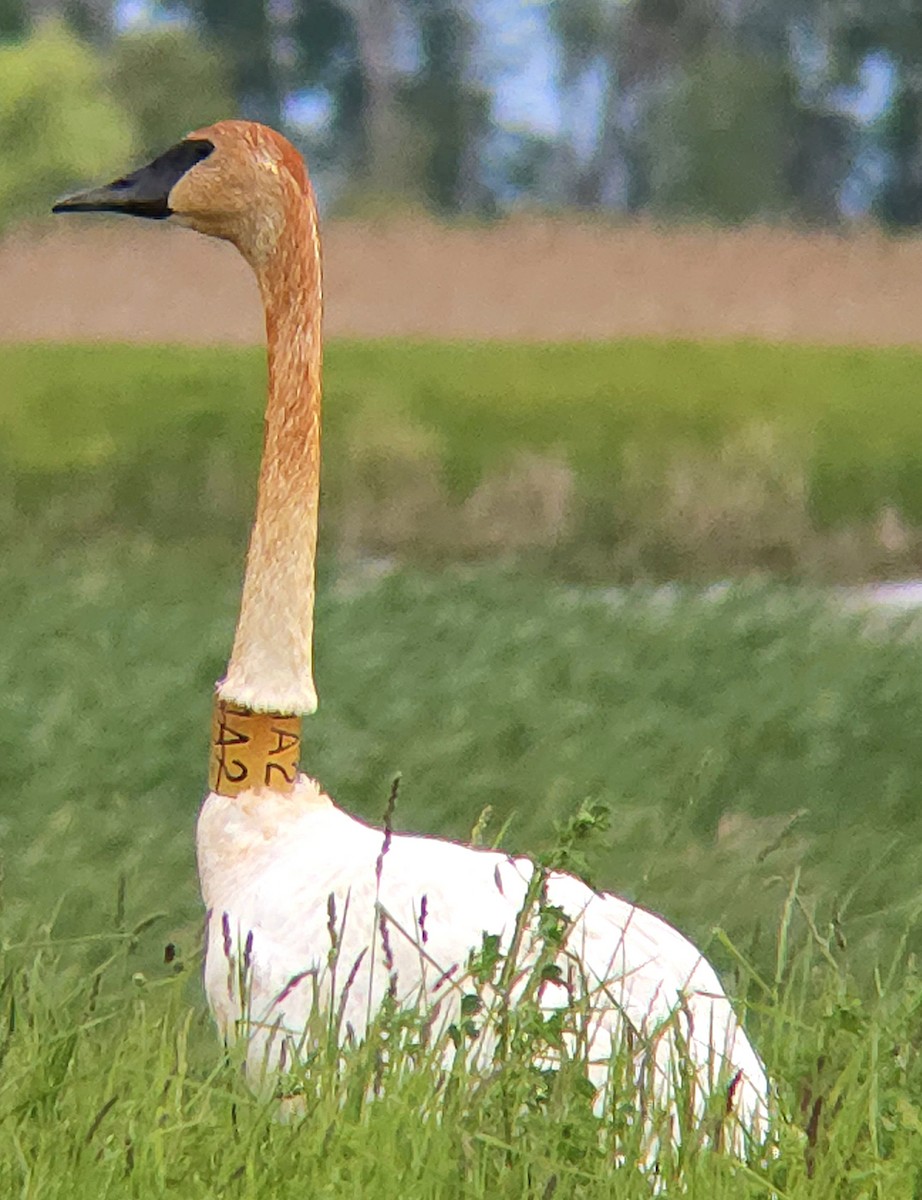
[53,120,313,265]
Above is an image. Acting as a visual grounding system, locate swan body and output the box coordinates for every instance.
[198,775,769,1154]
[55,119,770,1163]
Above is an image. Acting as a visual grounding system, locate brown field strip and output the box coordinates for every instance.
[3,218,922,346]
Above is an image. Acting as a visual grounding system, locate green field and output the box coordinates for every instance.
[4,338,922,579]
[3,341,922,1195]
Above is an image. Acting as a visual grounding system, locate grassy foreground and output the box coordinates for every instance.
[4,338,922,579]
[2,341,922,1193]
[3,549,922,1195]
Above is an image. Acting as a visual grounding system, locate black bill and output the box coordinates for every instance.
[52,138,215,219]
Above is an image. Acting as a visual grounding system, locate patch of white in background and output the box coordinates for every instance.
[284,90,334,135]
[115,0,183,32]
[475,0,564,140]
[833,50,896,126]
[844,582,922,611]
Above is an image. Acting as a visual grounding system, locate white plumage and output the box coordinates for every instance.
[198,777,769,1158]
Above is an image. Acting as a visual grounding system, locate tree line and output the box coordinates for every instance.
[2,0,922,229]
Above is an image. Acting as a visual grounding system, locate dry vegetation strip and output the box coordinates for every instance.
[4,218,922,345]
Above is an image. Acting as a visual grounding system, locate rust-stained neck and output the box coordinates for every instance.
[217,159,323,717]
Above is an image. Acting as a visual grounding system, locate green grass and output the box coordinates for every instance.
[4,341,922,1194]
[5,338,922,579]
[4,550,922,1195]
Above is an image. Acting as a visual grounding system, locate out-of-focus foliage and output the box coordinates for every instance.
[0,0,116,41]
[0,21,133,232]
[647,50,796,223]
[107,27,236,161]
[404,0,491,214]
[293,0,363,183]
[4,0,922,227]
[848,6,922,230]
[0,0,24,39]
[192,0,280,125]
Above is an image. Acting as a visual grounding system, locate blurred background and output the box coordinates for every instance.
[8,1,922,346]
[3,0,922,229]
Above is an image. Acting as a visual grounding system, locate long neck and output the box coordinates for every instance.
[217,195,323,717]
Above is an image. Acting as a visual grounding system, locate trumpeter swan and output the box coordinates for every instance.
[54,121,769,1163]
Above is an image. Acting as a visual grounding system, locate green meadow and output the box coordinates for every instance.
[4,337,922,578]
[3,340,922,1195]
